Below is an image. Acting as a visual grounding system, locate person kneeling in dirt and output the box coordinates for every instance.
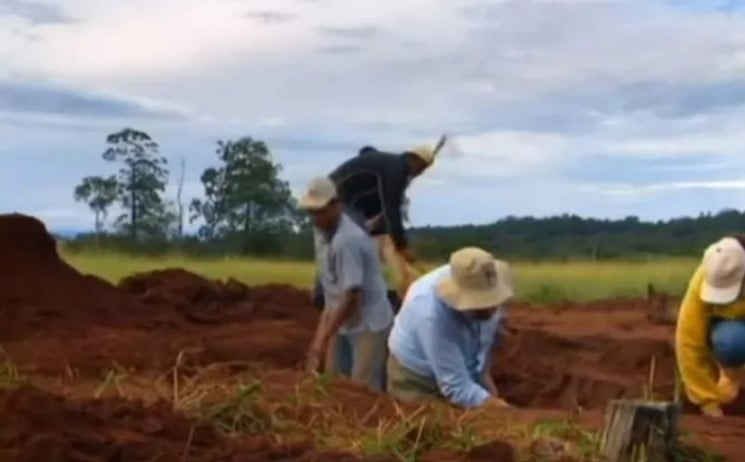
[299,176,394,391]
[386,247,514,408]
[677,235,745,417]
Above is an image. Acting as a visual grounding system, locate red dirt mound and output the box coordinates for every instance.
[0,386,368,462]
[120,270,317,325]
[0,214,319,374]
[120,269,251,323]
[0,215,174,341]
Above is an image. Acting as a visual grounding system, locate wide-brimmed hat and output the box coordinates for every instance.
[701,237,745,304]
[298,176,337,211]
[436,247,515,311]
[406,145,436,165]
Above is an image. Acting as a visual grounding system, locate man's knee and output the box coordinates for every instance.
[711,321,745,367]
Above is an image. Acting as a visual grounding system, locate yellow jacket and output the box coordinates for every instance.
[676,264,745,406]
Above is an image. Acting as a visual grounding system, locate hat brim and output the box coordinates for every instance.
[701,281,742,305]
[299,195,331,211]
[435,262,514,312]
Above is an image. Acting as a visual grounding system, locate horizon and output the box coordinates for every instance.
[5,0,745,232]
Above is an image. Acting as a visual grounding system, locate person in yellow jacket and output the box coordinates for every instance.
[676,236,745,417]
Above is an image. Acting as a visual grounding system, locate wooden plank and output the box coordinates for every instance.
[599,399,680,462]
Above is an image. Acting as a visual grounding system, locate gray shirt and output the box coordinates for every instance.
[314,214,394,334]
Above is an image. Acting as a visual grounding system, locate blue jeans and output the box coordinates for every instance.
[331,328,389,392]
[710,319,745,367]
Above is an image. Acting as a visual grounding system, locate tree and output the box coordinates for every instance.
[175,157,186,241]
[102,128,170,241]
[190,137,298,252]
[73,175,118,237]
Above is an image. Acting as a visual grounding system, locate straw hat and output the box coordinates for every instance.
[298,176,337,211]
[436,247,514,311]
[407,145,436,165]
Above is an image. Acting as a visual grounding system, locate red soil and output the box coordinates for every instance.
[492,299,679,410]
[0,385,370,462]
[0,214,743,460]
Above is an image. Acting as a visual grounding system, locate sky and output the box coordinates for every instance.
[4,0,745,232]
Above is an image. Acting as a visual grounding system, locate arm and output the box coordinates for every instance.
[675,266,720,407]
[310,241,365,355]
[310,290,361,356]
[378,165,408,250]
[418,314,491,408]
[482,349,499,397]
[312,273,324,311]
[479,315,503,397]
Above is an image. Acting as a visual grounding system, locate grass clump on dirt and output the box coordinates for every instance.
[151,357,481,458]
[143,355,610,462]
[63,251,697,303]
[0,348,24,389]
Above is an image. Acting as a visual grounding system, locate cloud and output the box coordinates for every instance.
[6,0,745,230]
[545,80,745,120]
[244,11,296,24]
[0,0,75,25]
[583,179,745,198]
[663,0,745,13]
[0,78,189,120]
[316,44,362,54]
[318,25,377,39]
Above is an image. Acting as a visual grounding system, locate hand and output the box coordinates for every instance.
[484,380,500,397]
[364,214,383,232]
[398,247,415,264]
[700,403,724,417]
[484,397,512,409]
[717,367,742,403]
[305,344,325,373]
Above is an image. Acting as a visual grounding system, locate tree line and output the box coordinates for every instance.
[66,127,745,260]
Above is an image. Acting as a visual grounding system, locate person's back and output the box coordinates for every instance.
[313,144,435,305]
[386,248,514,409]
[330,150,409,239]
[389,266,502,384]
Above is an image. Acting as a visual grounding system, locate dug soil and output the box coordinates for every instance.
[1,214,744,460]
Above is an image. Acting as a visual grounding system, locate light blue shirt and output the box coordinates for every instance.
[314,213,393,334]
[387,265,504,408]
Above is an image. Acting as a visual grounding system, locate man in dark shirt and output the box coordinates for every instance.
[312,144,435,310]
[330,144,436,296]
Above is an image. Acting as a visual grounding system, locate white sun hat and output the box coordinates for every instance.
[701,237,745,305]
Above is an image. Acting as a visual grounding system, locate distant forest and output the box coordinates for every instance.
[408,210,745,261]
[62,208,745,261]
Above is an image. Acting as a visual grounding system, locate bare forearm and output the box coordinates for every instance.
[311,312,331,347]
[321,291,360,342]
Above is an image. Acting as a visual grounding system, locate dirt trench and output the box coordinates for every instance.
[1,213,745,460]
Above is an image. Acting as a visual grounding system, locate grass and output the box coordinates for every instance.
[150,359,605,461]
[63,250,698,303]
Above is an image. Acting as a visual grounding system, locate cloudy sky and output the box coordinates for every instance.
[3,0,745,232]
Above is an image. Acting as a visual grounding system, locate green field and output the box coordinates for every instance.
[63,251,698,303]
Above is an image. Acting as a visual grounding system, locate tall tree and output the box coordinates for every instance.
[190,137,298,252]
[102,128,170,241]
[73,175,119,237]
[176,157,186,240]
